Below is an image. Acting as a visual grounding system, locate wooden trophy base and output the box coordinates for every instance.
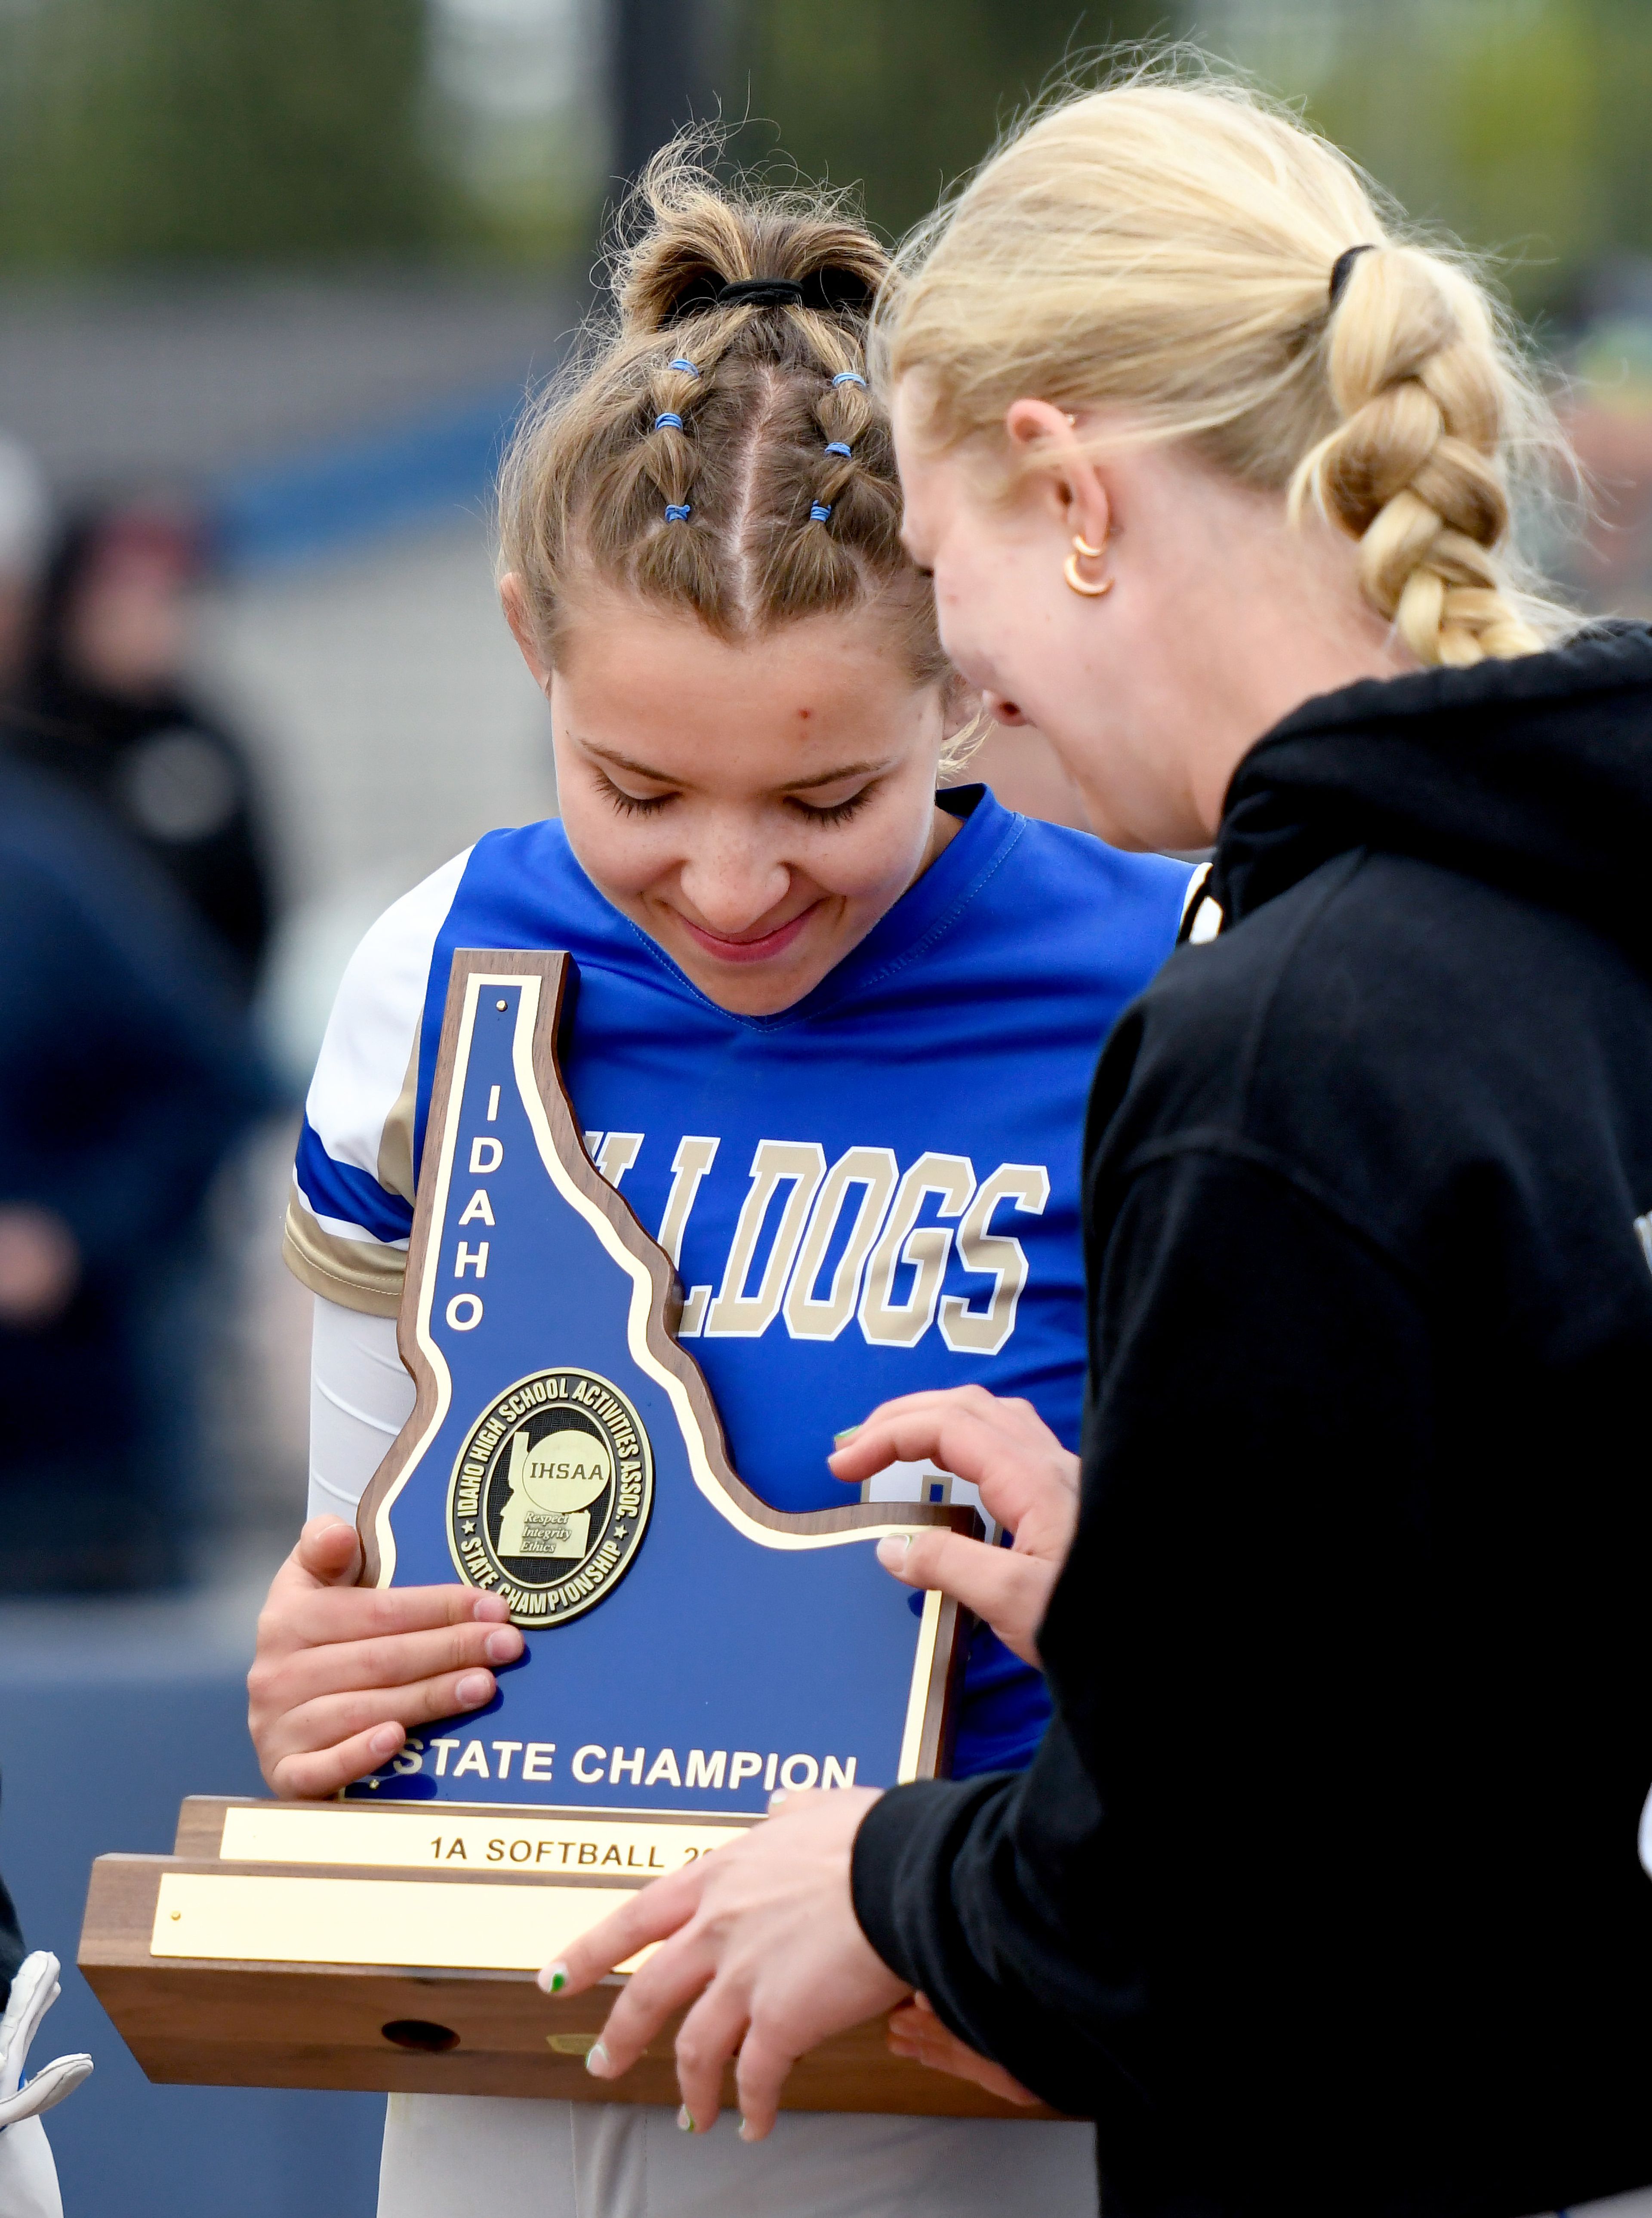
[79,1796,1060,2119]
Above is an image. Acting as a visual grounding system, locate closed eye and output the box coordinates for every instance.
[597,771,675,818]
[786,782,877,826]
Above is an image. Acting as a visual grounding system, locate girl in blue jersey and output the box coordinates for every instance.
[248,144,1186,2218]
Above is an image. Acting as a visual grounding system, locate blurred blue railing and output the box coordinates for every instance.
[212,386,527,571]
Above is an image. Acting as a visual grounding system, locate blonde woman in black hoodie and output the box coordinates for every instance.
[543,61,1652,2218]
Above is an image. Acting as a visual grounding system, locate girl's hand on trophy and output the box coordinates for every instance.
[885,1994,1039,2106]
[539,1785,909,2140]
[828,1386,1079,1665]
[248,1515,524,1800]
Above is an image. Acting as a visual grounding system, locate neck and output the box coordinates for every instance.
[1184,601,1415,839]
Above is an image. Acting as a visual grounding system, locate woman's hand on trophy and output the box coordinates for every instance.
[828,1385,1080,1665]
[539,1785,909,2140]
[247,1515,524,1799]
[885,1994,1039,2106]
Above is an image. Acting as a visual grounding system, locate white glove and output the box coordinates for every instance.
[0,1955,92,2218]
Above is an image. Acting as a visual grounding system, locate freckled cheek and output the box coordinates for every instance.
[558,808,681,905]
[805,824,931,910]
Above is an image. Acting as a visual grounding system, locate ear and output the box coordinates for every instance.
[1003,399,1113,560]
[499,572,552,694]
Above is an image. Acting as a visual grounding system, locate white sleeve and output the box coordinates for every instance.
[308,1295,417,1521]
[304,846,471,1190]
[284,845,471,1317]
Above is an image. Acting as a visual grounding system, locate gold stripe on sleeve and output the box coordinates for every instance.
[376,1033,419,1207]
[281,1190,406,1317]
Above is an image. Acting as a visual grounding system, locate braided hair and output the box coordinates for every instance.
[881,65,1577,670]
[500,137,956,719]
[1294,244,1544,665]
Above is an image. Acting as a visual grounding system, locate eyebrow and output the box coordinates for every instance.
[580,741,893,793]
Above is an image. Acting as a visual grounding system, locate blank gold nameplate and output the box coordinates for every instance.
[149,1873,655,1972]
[217,1804,743,1876]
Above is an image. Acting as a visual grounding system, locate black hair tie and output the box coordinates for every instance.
[718,278,806,308]
[664,267,875,326]
[1328,244,1378,308]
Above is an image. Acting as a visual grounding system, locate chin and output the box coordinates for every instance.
[668,937,805,1008]
[694,971,808,1018]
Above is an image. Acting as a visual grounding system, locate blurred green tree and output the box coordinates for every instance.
[724,0,1652,317]
[3,0,1651,301]
[1275,0,1652,315]
[0,0,444,264]
[724,3,1180,239]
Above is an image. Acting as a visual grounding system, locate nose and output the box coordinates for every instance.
[676,829,791,935]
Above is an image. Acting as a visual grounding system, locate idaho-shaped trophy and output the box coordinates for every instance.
[78,951,1052,2117]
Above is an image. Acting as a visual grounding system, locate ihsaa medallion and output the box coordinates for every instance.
[447,1367,653,1627]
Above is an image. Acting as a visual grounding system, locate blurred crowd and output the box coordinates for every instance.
[0,438,279,1595]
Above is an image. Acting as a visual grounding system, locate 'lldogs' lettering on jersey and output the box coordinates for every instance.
[579,1130,1048,1355]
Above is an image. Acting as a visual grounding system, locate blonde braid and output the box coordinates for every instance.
[1293,246,1544,666]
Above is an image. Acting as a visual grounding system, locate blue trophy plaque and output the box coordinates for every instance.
[349,948,976,1817]
[78,949,1064,2117]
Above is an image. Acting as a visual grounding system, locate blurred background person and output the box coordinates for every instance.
[0,1812,20,2013]
[1,505,275,999]
[0,760,270,1593]
[0,433,49,694]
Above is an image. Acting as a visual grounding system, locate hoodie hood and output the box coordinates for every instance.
[1214,623,1652,966]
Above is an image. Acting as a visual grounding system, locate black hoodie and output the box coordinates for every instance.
[852,627,1652,2218]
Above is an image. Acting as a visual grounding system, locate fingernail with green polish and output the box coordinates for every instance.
[832,1425,861,1447]
[739,2116,758,2142]
[540,1962,569,1995]
[677,2106,696,2133]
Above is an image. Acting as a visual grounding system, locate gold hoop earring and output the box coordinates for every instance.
[1063,532,1113,598]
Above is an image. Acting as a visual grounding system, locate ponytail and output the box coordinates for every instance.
[500,133,943,694]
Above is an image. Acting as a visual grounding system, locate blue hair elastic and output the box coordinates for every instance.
[810,501,832,522]
[831,370,867,389]
[823,441,851,458]
[654,412,684,432]
[667,357,700,377]
[664,503,691,522]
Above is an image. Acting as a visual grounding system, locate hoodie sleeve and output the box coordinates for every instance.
[851,1141,1435,2129]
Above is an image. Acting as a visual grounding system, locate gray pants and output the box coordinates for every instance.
[377,2103,1652,2218]
[377,2095,1097,2218]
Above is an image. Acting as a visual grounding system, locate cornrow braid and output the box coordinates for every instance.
[498,132,956,707]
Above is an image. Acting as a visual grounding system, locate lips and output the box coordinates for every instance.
[674,904,820,965]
